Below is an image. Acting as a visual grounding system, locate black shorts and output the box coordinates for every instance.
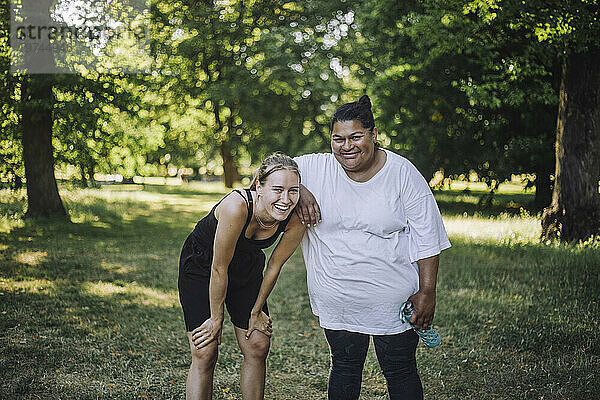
[178,234,268,331]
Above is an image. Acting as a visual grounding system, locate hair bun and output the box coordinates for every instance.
[357,95,371,109]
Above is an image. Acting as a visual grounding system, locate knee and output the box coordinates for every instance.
[243,336,270,361]
[375,331,419,378]
[332,342,368,365]
[330,347,368,377]
[190,346,218,373]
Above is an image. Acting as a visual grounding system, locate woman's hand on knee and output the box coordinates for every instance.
[246,311,272,339]
[191,317,223,349]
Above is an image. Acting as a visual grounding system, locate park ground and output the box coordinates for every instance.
[0,182,598,399]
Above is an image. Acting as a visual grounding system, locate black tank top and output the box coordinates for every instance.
[189,189,292,285]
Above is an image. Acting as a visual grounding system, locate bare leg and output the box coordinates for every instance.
[186,332,219,400]
[234,326,271,400]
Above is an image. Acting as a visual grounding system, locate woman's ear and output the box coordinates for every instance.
[256,180,263,196]
[371,127,378,144]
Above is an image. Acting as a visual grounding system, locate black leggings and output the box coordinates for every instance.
[324,329,423,400]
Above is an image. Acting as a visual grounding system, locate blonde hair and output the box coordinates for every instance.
[250,152,300,190]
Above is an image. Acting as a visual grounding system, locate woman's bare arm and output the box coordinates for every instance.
[246,213,306,338]
[191,195,247,349]
[408,254,439,330]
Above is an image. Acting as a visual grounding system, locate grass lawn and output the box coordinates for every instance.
[1,182,598,399]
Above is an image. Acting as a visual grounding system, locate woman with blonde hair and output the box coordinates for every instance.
[178,152,305,400]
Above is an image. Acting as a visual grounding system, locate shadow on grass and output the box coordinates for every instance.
[3,231,597,399]
[0,190,211,398]
[0,188,223,291]
[0,276,190,399]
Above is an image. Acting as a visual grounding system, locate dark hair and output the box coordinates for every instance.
[330,94,375,133]
[250,152,301,190]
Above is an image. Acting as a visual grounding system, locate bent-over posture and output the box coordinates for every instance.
[178,153,305,400]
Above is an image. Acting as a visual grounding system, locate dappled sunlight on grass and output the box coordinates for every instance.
[61,185,224,229]
[83,281,179,307]
[0,189,26,226]
[99,260,138,275]
[443,213,540,244]
[447,180,527,194]
[0,278,56,293]
[434,187,538,219]
[13,251,48,266]
[62,184,225,207]
[0,183,227,237]
[0,189,25,233]
[0,217,24,234]
[453,287,533,307]
[83,280,128,296]
[137,181,232,195]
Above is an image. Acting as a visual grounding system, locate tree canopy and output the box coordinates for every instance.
[1,0,599,241]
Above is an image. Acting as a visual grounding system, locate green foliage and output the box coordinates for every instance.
[52,73,145,183]
[2,1,160,187]
[347,0,564,187]
[2,1,360,190]
[465,0,600,51]
[0,0,23,189]
[154,0,354,171]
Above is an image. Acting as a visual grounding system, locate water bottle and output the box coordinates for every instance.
[399,301,441,348]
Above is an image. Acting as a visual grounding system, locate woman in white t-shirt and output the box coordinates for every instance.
[294,95,451,400]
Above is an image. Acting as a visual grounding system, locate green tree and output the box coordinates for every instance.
[351,0,599,241]
[350,0,558,209]
[543,52,599,241]
[4,0,156,217]
[0,0,23,190]
[156,0,352,186]
[459,0,600,241]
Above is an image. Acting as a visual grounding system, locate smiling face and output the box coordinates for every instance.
[256,169,300,221]
[331,119,378,173]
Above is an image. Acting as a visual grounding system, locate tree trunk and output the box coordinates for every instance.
[19,0,67,219]
[541,50,600,242]
[212,103,239,188]
[534,160,553,210]
[220,142,239,188]
[21,75,68,219]
[79,164,89,188]
[87,165,97,187]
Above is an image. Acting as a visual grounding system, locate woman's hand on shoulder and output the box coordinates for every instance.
[286,211,307,233]
[295,184,321,227]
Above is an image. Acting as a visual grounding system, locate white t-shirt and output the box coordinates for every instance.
[294,149,451,335]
